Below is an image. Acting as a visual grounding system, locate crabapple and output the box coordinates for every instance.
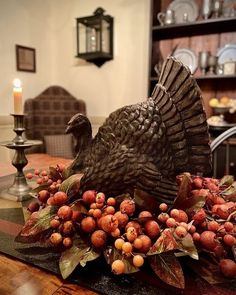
[50,218,60,229]
[27,201,40,213]
[114,238,125,250]
[192,208,206,224]
[126,227,138,242]
[82,190,96,204]
[96,192,106,204]
[57,205,73,220]
[53,191,68,206]
[200,231,218,250]
[138,235,152,253]
[38,190,50,203]
[62,220,74,235]
[175,210,188,223]
[207,220,220,232]
[159,203,168,212]
[224,221,234,232]
[63,237,73,248]
[50,232,62,245]
[107,197,116,206]
[112,260,125,275]
[100,214,118,233]
[138,210,152,219]
[166,218,176,228]
[158,213,169,223]
[122,242,133,254]
[80,216,96,233]
[223,234,236,247]
[133,255,144,267]
[144,220,160,238]
[125,221,142,235]
[26,172,33,179]
[114,211,129,228]
[120,199,135,216]
[91,230,107,248]
[133,238,143,250]
[175,226,187,238]
[219,259,236,278]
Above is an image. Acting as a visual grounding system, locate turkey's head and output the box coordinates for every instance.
[66,113,92,173]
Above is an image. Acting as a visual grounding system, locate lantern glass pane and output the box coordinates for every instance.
[101,20,110,53]
[78,23,86,53]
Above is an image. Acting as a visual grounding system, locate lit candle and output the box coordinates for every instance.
[13,78,23,114]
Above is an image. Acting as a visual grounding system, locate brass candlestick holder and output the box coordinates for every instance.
[1,114,42,201]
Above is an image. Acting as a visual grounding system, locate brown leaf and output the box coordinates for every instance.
[15,206,57,243]
[71,200,88,214]
[147,229,178,255]
[48,166,62,181]
[183,195,207,215]
[173,173,192,209]
[134,189,159,213]
[148,253,185,289]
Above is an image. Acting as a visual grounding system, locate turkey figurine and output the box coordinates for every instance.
[66,57,212,204]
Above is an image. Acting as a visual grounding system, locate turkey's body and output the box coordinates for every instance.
[67,57,212,204]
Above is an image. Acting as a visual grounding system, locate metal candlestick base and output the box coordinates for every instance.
[0,114,42,202]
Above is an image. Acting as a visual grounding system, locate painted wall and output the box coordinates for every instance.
[50,0,151,117]
[0,0,151,161]
[0,0,150,117]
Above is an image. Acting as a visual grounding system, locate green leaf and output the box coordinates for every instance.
[148,252,185,289]
[59,236,99,279]
[59,173,83,196]
[173,173,192,209]
[134,189,159,213]
[147,229,178,255]
[219,175,234,187]
[104,247,139,274]
[30,184,50,195]
[59,244,90,279]
[221,181,236,201]
[176,233,198,260]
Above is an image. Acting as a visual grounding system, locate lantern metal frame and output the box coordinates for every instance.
[76,7,114,67]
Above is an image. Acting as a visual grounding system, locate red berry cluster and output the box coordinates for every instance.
[26,170,236,279]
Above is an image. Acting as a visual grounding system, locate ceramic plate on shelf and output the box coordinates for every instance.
[172,48,198,74]
[168,0,199,23]
[217,44,236,64]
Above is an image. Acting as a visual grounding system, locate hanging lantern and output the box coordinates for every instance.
[76,7,114,67]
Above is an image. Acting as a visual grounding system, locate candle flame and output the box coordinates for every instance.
[13,78,22,88]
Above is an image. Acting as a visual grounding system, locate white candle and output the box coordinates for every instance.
[13,78,23,114]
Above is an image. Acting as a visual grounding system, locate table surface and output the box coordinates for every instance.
[0,154,236,295]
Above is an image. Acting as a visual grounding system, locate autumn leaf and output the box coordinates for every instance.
[134,189,159,213]
[147,229,178,255]
[48,166,62,181]
[176,233,198,260]
[221,181,236,202]
[15,206,57,243]
[183,195,207,215]
[71,199,88,215]
[219,175,234,187]
[59,237,100,279]
[59,174,83,196]
[148,252,185,289]
[104,247,139,274]
[173,173,192,209]
[30,184,50,196]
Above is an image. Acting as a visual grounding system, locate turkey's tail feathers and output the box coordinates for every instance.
[151,56,212,176]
